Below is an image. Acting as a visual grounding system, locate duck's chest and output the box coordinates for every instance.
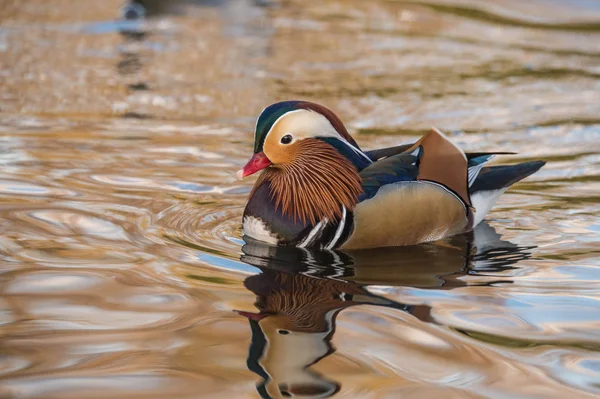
[242,182,353,248]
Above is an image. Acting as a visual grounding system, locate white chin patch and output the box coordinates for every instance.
[242,216,279,244]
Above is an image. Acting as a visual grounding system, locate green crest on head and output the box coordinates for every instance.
[253,101,302,153]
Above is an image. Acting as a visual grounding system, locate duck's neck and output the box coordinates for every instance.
[253,140,363,226]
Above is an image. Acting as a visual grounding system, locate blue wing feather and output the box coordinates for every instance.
[358,149,420,202]
[468,154,495,168]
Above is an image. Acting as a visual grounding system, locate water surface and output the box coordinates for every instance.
[1,0,600,398]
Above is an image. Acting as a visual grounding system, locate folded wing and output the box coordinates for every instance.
[343,128,472,249]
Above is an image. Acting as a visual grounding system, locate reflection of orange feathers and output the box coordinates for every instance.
[252,139,363,225]
[246,270,364,333]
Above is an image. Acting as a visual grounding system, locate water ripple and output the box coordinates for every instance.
[0,0,599,397]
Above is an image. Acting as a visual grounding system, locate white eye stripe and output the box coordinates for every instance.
[262,109,305,145]
[260,109,372,165]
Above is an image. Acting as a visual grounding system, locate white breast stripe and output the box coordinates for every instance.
[297,218,328,248]
[326,207,347,249]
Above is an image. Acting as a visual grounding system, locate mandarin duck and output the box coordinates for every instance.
[238,101,545,249]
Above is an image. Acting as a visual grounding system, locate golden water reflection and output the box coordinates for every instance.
[1,0,600,398]
[238,228,530,398]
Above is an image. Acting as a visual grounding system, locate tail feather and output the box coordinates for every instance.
[470,161,545,227]
[470,161,546,193]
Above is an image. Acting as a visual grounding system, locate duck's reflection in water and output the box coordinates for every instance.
[237,223,533,399]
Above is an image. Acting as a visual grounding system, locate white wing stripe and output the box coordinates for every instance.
[468,155,494,187]
[468,163,484,187]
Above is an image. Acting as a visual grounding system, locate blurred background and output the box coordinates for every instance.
[1,1,599,398]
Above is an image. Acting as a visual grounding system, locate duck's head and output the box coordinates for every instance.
[237,101,370,225]
[237,101,370,180]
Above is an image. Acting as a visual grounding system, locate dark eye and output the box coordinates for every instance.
[278,329,290,335]
[280,134,292,144]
